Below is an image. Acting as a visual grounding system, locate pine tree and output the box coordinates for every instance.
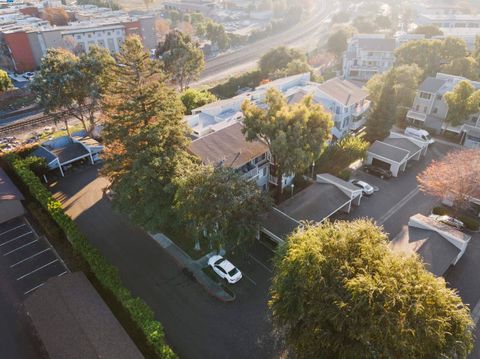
[101,36,192,230]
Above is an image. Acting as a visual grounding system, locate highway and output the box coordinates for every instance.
[196,0,337,85]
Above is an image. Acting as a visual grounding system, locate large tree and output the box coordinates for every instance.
[157,30,205,91]
[365,72,397,142]
[413,25,443,38]
[32,46,113,133]
[270,220,474,359]
[0,69,12,93]
[175,166,272,251]
[444,80,480,127]
[326,28,350,59]
[441,57,480,81]
[242,88,332,201]
[101,36,192,230]
[258,46,306,77]
[418,149,480,210]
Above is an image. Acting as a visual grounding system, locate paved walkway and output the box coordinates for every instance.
[150,234,234,302]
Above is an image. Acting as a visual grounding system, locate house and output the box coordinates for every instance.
[186,73,370,141]
[406,73,480,148]
[365,133,428,177]
[261,173,363,242]
[416,13,480,29]
[391,214,470,276]
[30,136,103,177]
[342,34,396,82]
[433,27,480,51]
[188,122,271,190]
[24,272,143,359]
[0,167,25,224]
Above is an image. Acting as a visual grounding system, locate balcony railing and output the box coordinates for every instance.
[352,101,371,116]
[242,167,259,181]
[406,110,427,122]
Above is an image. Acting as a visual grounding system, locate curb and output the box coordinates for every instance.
[149,233,235,302]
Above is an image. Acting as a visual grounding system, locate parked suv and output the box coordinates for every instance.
[363,164,393,179]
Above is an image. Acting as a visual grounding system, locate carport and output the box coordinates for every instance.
[261,174,363,242]
[30,136,102,177]
[366,141,409,177]
[0,168,25,224]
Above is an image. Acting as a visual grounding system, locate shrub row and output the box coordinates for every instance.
[7,155,176,359]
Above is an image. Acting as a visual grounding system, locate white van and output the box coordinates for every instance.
[404,127,435,144]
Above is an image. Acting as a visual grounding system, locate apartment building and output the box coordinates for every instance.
[189,122,271,190]
[186,73,370,141]
[406,73,480,149]
[0,5,156,72]
[342,34,396,82]
[416,13,480,29]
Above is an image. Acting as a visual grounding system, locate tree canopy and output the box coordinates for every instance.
[258,46,306,76]
[441,56,480,81]
[326,28,350,59]
[270,220,474,359]
[32,46,114,133]
[157,30,205,90]
[444,80,480,126]
[413,25,443,38]
[0,69,12,93]
[242,88,332,201]
[418,149,480,210]
[175,166,272,251]
[180,88,217,114]
[101,36,192,230]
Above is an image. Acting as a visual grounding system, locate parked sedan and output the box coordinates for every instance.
[208,255,242,284]
[363,165,393,179]
[349,179,377,195]
[429,215,465,231]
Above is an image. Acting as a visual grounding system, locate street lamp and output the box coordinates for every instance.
[291,183,295,197]
[311,162,315,179]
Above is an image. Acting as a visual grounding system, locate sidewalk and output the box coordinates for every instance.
[150,233,234,302]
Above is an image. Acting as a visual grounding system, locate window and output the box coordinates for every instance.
[262,167,267,176]
[433,107,438,114]
[419,92,432,100]
[88,33,92,38]
[423,106,428,113]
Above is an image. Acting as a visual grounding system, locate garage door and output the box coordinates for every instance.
[372,158,391,170]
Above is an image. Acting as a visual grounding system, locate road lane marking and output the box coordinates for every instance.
[249,254,273,274]
[0,231,33,247]
[24,283,45,295]
[17,259,59,280]
[377,188,420,225]
[57,271,67,277]
[3,240,38,256]
[0,224,26,237]
[10,248,51,268]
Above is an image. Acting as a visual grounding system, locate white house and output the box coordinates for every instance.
[406,73,480,148]
[342,34,396,82]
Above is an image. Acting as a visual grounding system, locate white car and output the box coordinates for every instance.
[349,179,376,195]
[429,215,465,231]
[208,255,242,284]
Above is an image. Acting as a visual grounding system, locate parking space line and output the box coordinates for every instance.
[23,218,39,238]
[24,283,45,295]
[377,187,420,225]
[17,259,59,280]
[0,231,33,247]
[3,240,38,256]
[10,248,51,268]
[248,254,272,274]
[243,273,257,286]
[257,240,276,254]
[0,224,26,237]
[57,271,67,277]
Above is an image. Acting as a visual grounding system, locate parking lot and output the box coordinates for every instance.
[0,217,68,295]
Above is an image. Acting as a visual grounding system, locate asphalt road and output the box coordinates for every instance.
[196,0,336,85]
[51,165,282,359]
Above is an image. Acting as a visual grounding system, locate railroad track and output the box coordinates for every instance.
[0,110,78,136]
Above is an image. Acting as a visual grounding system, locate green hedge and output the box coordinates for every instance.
[458,215,480,231]
[8,155,176,359]
[432,206,449,215]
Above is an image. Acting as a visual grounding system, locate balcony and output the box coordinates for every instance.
[241,166,259,181]
[351,100,371,117]
[406,110,427,122]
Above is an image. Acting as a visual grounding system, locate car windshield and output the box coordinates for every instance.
[228,268,239,276]
[214,258,224,266]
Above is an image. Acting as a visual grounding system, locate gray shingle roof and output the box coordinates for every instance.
[391,225,460,277]
[24,272,143,359]
[49,142,90,165]
[0,167,24,201]
[358,38,396,52]
[317,78,368,107]
[382,137,421,157]
[418,77,446,93]
[368,141,410,163]
[261,208,300,240]
[189,122,268,168]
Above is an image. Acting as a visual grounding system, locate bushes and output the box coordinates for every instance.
[7,155,176,359]
[459,215,480,231]
[209,70,263,98]
[432,206,449,215]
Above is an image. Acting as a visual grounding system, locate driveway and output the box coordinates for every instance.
[334,142,453,237]
[50,165,281,359]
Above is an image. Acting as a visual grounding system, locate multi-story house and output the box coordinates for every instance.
[188,122,271,191]
[342,34,396,82]
[186,73,370,141]
[406,73,480,149]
